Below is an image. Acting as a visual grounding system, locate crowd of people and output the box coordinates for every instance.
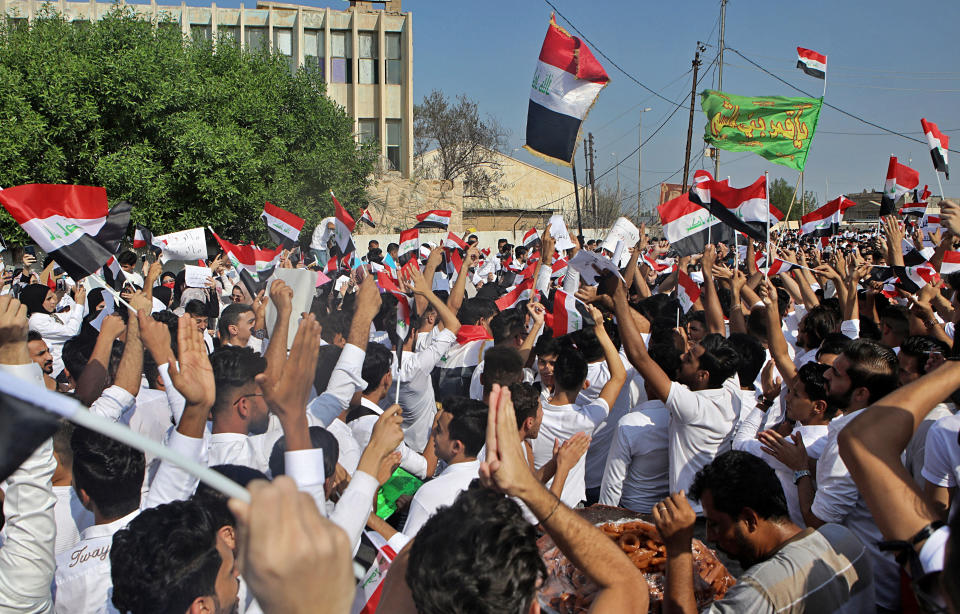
[1,199,960,614]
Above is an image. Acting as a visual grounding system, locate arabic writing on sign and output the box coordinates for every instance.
[531,69,554,96]
[43,221,81,242]
[684,213,719,234]
[709,97,814,150]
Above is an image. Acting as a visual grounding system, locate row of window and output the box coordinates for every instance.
[359,119,402,171]
[188,25,402,84]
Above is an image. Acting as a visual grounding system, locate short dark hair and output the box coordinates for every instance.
[183,299,207,318]
[387,242,399,254]
[319,310,352,344]
[117,250,138,267]
[442,398,488,457]
[796,362,837,419]
[801,305,840,348]
[217,303,254,339]
[510,382,541,430]
[490,309,525,346]
[844,338,899,404]
[192,464,268,530]
[457,297,498,327]
[111,500,222,614]
[727,332,766,385]
[817,332,852,360]
[900,335,950,375]
[27,330,44,343]
[698,333,740,388]
[406,484,544,614]
[534,336,561,359]
[361,342,393,394]
[480,346,524,396]
[210,346,266,413]
[71,426,144,520]
[567,327,604,362]
[689,450,790,521]
[686,310,706,326]
[880,304,910,339]
[648,342,682,381]
[554,345,588,392]
[269,426,338,478]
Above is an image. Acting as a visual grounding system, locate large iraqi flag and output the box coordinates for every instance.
[0,184,132,280]
[524,15,609,166]
[657,192,731,257]
[261,202,305,249]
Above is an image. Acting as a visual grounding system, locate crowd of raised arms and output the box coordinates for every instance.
[2,200,960,614]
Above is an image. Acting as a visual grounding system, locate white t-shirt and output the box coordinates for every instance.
[532,398,609,507]
[598,400,669,513]
[922,412,960,489]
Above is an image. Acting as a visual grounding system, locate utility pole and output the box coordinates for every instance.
[588,133,598,230]
[714,0,727,177]
[583,138,591,229]
[637,107,652,222]
[682,42,706,193]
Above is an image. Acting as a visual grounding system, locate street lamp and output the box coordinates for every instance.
[637,107,652,221]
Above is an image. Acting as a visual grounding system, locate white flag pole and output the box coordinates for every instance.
[89,275,138,313]
[765,171,771,275]
[935,172,946,205]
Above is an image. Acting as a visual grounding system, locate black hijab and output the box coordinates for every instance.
[20,284,52,316]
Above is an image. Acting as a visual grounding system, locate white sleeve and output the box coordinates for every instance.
[329,471,379,554]
[88,385,137,422]
[143,430,208,509]
[401,495,432,537]
[810,446,858,524]
[665,383,705,425]
[285,448,327,515]
[308,344,367,426]
[732,406,765,451]
[28,312,83,345]
[840,319,860,339]
[400,329,456,380]
[158,363,187,426]
[399,445,428,479]
[598,423,631,506]
[562,267,580,293]
[921,418,959,488]
[535,261,552,294]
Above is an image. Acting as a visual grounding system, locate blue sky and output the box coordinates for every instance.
[183,0,960,209]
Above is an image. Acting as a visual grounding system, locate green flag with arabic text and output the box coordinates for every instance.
[701,90,822,171]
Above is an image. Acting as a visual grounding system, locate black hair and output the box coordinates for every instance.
[407,484,545,614]
[117,250,138,267]
[800,305,840,349]
[553,345,588,392]
[269,426,338,478]
[514,245,528,259]
[746,307,769,341]
[151,310,180,356]
[387,242,399,254]
[489,309,526,346]
[192,464,268,531]
[457,297,498,327]
[686,310,706,326]
[534,336,562,359]
[689,450,790,521]
[111,500,222,614]
[480,346,524,396]
[71,426,145,519]
[648,341,682,381]
[698,333,740,389]
[880,304,910,339]
[442,397,488,457]
[217,302,254,339]
[361,342,393,394]
[210,346,267,413]
[183,299,207,318]
[727,332,766,386]
[844,338,899,404]
[795,362,837,419]
[900,335,950,376]
[567,327,604,362]
[27,330,44,343]
[817,332,852,360]
[509,382,540,431]
[319,310,352,344]
[313,344,343,393]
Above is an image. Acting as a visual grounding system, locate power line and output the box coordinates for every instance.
[723,62,960,93]
[725,47,960,155]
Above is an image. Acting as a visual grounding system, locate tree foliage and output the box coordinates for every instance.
[413,90,508,199]
[0,8,376,245]
[768,177,818,221]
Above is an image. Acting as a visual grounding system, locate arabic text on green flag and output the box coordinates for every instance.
[376,467,423,519]
[701,90,822,171]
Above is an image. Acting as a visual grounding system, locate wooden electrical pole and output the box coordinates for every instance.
[588,132,598,230]
[682,42,706,193]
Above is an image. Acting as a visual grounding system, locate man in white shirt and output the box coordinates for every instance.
[402,398,487,536]
[50,422,93,555]
[217,303,262,353]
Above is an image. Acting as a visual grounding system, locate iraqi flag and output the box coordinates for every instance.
[893,263,940,294]
[212,231,283,283]
[522,227,541,249]
[766,258,795,276]
[880,156,920,216]
[551,257,568,279]
[901,186,930,217]
[551,289,595,337]
[436,326,493,398]
[359,208,376,228]
[940,250,960,275]
[414,210,451,230]
[921,118,950,179]
[524,15,609,166]
[331,192,356,255]
[658,193,731,257]
[689,170,782,242]
[0,184,132,281]
[398,228,419,266]
[677,270,701,313]
[101,256,129,291]
[261,202,305,249]
[796,47,827,80]
[443,231,467,252]
[133,225,154,250]
[495,277,535,311]
[800,196,855,238]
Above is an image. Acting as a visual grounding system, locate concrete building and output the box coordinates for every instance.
[1,0,414,177]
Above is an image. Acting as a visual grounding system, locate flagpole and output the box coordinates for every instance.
[935,172,946,205]
[90,275,138,312]
[571,160,585,246]
[765,171,771,275]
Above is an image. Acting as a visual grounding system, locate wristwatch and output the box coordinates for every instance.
[793,469,811,484]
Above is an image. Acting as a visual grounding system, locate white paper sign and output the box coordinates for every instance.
[184,265,212,289]
[548,215,575,251]
[432,272,450,293]
[568,250,624,286]
[153,227,207,263]
[602,217,640,256]
[265,268,316,350]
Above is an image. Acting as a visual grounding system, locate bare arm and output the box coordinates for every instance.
[607,280,672,402]
[758,278,798,385]
[652,492,699,614]
[447,245,478,316]
[74,314,125,405]
[415,248,444,316]
[590,305,626,409]
[347,275,382,352]
[699,245,725,335]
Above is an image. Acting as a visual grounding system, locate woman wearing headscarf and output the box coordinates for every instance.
[21,282,86,377]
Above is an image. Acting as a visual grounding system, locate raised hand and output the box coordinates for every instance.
[167,314,216,412]
[939,200,960,236]
[526,302,546,328]
[758,430,808,472]
[256,314,322,424]
[138,311,174,365]
[99,313,127,341]
[652,492,697,554]
[478,384,540,499]
[0,295,29,365]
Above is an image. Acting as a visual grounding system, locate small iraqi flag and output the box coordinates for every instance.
[0,184,132,281]
[689,170,782,243]
[522,227,541,249]
[398,228,419,266]
[921,118,950,179]
[940,250,960,275]
[359,208,376,228]
[443,231,467,252]
[801,196,855,237]
[133,225,154,249]
[414,210,451,230]
[331,192,356,256]
[261,202,305,249]
[212,231,284,283]
[893,263,940,294]
[658,192,729,257]
[551,289,594,337]
[551,257,568,279]
[677,270,701,313]
[766,258,795,277]
[796,47,827,80]
[495,277,535,311]
[901,186,930,218]
[880,156,920,216]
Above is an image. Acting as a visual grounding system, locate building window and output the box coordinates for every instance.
[385,32,402,85]
[273,27,295,73]
[386,119,401,171]
[358,31,377,84]
[244,26,267,53]
[330,30,351,84]
[190,24,212,42]
[303,29,324,78]
[358,119,378,144]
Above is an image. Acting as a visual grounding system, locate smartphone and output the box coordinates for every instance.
[56,278,65,292]
[141,254,147,262]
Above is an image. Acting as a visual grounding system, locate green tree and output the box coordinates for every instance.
[0,8,376,245]
[768,177,818,222]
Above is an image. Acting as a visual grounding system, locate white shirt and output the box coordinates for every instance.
[467,357,536,402]
[599,400,669,513]
[665,383,738,515]
[532,398,609,507]
[349,397,428,479]
[906,403,954,486]
[401,459,481,536]
[922,411,960,489]
[52,486,93,556]
[810,411,901,610]
[326,418,361,474]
